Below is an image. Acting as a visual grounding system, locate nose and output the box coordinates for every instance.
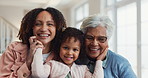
[91,39,99,46]
[40,24,48,31]
[67,49,73,55]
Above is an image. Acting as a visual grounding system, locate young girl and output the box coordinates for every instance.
[31,27,105,78]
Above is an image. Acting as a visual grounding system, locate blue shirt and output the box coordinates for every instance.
[103,50,137,78]
[76,50,137,78]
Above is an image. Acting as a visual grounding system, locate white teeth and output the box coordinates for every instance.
[39,34,48,37]
[65,56,73,58]
[90,49,98,51]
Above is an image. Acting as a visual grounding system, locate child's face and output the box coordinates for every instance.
[60,37,80,67]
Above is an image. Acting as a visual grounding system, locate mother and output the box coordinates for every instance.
[0,7,66,78]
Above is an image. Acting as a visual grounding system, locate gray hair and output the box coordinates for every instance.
[80,14,114,39]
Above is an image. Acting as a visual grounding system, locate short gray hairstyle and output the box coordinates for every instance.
[80,14,114,39]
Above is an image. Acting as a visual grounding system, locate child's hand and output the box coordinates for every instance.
[96,46,108,60]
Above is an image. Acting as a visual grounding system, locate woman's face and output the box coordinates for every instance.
[33,11,56,45]
[85,26,108,59]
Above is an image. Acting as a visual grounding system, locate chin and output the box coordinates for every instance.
[89,54,99,59]
[41,40,51,44]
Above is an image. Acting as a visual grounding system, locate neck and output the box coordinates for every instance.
[42,43,51,54]
[67,63,73,68]
[60,59,73,68]
[87,56,96,62]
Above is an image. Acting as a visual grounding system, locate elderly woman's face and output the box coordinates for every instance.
[33,11,56,45]
[85,26,108,59]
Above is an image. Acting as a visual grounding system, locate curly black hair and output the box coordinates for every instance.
[55,27,86,61]
[17,7,67,50]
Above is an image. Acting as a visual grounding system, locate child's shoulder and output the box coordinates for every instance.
[47,60,69,67]
[46,60,70,71]
[71,63,89,72]
[73,63,88,69]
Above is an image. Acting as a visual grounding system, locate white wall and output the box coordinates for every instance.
[88,0,101,15]
[61,0,102,28]
[0,6,25,29]
[0,0,102,29]
[0,6,74,29]
[60,8,71,27]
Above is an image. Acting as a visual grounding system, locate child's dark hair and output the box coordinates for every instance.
[55,27,85,61]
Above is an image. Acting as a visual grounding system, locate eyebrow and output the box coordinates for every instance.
[35,20,54,22]
[85,34,94,37]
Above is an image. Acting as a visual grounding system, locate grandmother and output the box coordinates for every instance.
[78,14,137,78]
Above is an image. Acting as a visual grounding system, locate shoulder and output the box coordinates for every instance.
[107,50,136,77]
[48,60,63,65]
[72,63,88,70]
[47,60,69,68]
[5,41,28,54]
[107,50,131,67]
[46,60,70,72]
[108,50,129,62]
[74,63,87,68]
[71,63,89,76]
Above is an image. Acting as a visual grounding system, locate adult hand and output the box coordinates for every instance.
[96,46,108,61]
[29,36,44,55]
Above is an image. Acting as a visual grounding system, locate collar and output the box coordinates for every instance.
[84,56,96,66]
[102,50,109,68]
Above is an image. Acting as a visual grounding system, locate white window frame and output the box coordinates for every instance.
[101,0,142,78]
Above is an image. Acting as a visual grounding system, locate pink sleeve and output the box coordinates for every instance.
[85,60,104,78]
[0,43,30,78]
[31,48,50,78]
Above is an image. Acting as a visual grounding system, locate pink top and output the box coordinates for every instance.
[31,48,104,78]
[0,41,53,78]
[0,41,30,78]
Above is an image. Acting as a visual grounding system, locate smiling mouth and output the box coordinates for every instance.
[89,48,101,53]
[64,56,73,60]
[37,34,50,37]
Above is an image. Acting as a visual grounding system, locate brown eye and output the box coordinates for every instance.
[73,48,79,52]
[98,36,107,43]
[85,35,94,41]
[63,46,69,50]
[34,21,42,26]
[47,23,54,26]
[35,23,42,26]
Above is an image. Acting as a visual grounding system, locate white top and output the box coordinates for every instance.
[42,52,50,61]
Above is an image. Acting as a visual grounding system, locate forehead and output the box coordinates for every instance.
[36,11,53,20]
[61,37,80,47]
[64,37,80,43]
[86,26,107,36]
